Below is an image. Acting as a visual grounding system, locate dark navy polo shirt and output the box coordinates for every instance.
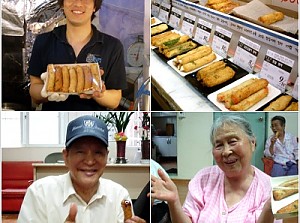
[28,25,127,111]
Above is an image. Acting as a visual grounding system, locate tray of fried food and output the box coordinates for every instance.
[151,29,183,49]
[45,63,102,96]
[271,176,298,219]
[205,0,239,14]
[207,74,281,111]
[167,45,223,76]
[259,94,298,111]
[151,23,169,36]
[232,0,298,35]
[184,58,248,97]
[151,17,162,27]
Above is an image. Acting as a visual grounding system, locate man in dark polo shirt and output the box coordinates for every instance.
[28,0,127,111]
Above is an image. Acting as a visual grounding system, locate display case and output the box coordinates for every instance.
[151,0,298,111]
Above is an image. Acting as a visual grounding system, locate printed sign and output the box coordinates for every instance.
[158,1,171,23]
[169,7,182,29]
[212,26,232,58]
[194,18,213,45]
[181,13,196,37]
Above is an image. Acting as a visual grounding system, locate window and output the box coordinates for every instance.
[1,112,143,148]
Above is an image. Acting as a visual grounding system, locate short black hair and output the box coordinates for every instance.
[57,0,103,20]
[271,116,286,126]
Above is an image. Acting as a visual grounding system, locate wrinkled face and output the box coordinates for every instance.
[63,136,108,191]
[271,120,285,135]
[212,124,255,178]
[63,0,95,26]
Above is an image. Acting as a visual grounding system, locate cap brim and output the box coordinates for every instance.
[66,133,108,148]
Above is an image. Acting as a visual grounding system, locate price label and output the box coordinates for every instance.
[169,7,181,29]
[291,78,298,100]
[158,2,171,23]
[181,13,196,37]
[151,1,161,17]
[194,18,213,45]
[233,36,261,73]
[211,26,232,58]
[259,50,294,92]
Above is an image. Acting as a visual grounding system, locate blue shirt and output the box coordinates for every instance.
[28,25,127,111]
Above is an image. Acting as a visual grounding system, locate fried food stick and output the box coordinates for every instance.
[197,61,226,81]
[277,200,298,214]
[202,66,235,87]
[68,67,77,93]
[181,52,216,72]
[258,11,284,25]
[76,65,85,93]
[46,64,55,92]
[54,66,63,92]
[90,64,101,92]
[263,95,293,111]
[230,87,268,111]
[121,200,133,221]
[62,66,70,93]
[83,66,93,92]
[273,178,298,201]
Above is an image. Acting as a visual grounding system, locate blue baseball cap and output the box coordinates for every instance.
[65,115,108,148]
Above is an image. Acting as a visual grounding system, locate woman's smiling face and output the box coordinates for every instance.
[212,123,255,178]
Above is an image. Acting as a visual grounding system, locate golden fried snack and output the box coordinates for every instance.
[121,200,133,221]
[178,45,212,65]
[202,66,235,87]
[277,200,298,214]
[263,95,293,111]
[62,66,70,93]
[217,78,256,102]
[76,65,85,93]
[284,102,298,111]
[152,32,181,47]
[197,61,226,81]
[273,178,298,201]
[90,64,101,91]
[151,23,168,36]
[231,78,269,104]
[164,41,198,58]
[54,66,63,92]
[230,87,268,111]
[151,17,156,25]
[68,67,77,93]
[206,0,239,13]
[159,35,190,52]
[47,64,56,92]
[82,66,93,91]
[181,52,216,72]
[258,11,284,25]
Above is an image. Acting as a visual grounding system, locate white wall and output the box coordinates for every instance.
[176,112,214,179]
[266,112,298,138]
[2,143,140,164]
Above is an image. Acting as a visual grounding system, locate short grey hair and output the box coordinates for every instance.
[210,114,255,146]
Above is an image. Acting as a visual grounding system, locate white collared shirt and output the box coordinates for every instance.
[18,172,131,223]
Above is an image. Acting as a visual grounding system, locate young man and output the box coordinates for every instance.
[29,0,127,110]
[18,115,145,222]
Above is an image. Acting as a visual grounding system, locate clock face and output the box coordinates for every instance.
[127,42,144,67]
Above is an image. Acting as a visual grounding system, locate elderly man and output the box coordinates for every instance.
[18,115,145,223]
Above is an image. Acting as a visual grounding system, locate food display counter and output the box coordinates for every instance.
[151,0,298,111]
[32,163,150,199]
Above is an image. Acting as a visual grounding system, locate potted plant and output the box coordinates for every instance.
[95,112,134,163]
[134,112,150,161]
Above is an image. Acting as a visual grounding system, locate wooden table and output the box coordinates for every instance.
[33,163,150,199]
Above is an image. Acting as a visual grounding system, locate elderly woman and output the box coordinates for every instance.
[151,115,281,223]
[264,115,298,177]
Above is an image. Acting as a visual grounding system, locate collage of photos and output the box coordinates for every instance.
[1,0,298,223]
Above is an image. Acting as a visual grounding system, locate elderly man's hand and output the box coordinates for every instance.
[64,203,77,223]
[125,216,146,223]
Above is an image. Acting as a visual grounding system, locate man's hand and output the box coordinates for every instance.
[65,203,77,223]
[125,216,146,223]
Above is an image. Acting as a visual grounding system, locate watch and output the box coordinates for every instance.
[127,37,144,67]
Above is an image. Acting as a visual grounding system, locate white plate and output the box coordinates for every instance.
[271,175,298,219]
[167,51,224,77]
[151,17,162,27]
[207,74,281,111]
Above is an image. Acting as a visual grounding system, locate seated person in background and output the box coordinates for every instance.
[18,115,145,223]
[264,115,298,177]
[151,159,171,223]
[151,115,282,223]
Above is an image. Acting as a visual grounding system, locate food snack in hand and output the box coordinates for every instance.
[46,63,101,95]
[277,200,298,214]
[121,199,133,221]
[263,95,293,111]
[273,178,298,201]
[258,11,284,25]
